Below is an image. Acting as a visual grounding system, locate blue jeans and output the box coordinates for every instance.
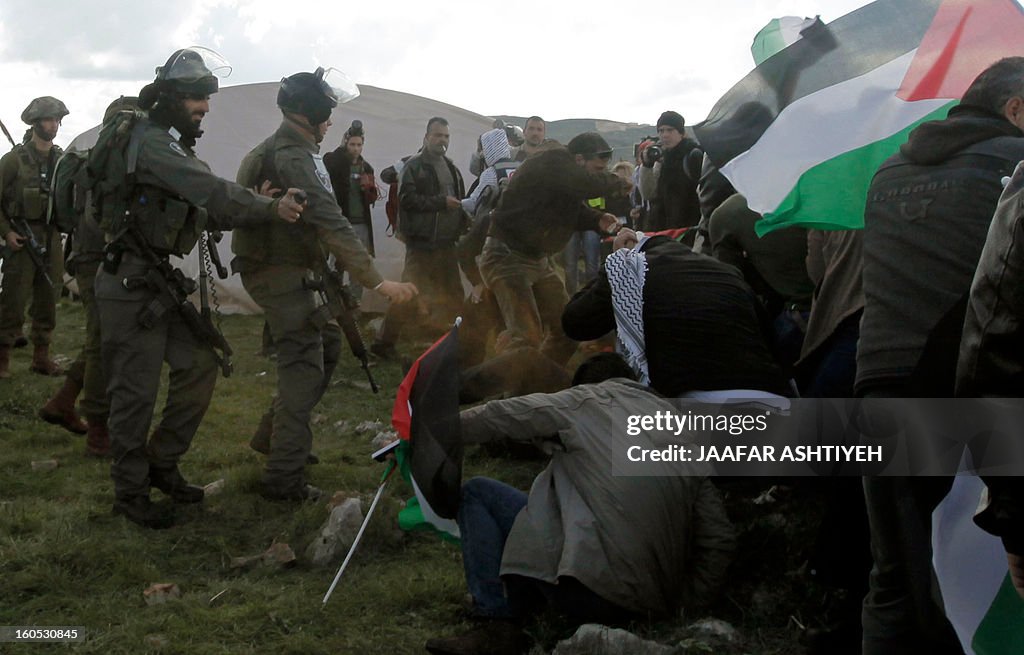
[562,231,601,295]
[458,477,630,623]
[458,477,528,618]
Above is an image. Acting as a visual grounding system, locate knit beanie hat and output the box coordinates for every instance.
[656,110,685,131]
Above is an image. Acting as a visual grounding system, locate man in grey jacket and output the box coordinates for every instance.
[425,354,736,655]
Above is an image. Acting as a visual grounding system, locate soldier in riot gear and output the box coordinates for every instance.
[94,47,306,528]
[0,96,69,378]
[233,67,416,502]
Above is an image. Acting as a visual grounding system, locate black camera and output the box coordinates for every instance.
[645,144,663,162]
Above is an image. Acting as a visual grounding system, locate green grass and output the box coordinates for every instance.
[0,298,842,654]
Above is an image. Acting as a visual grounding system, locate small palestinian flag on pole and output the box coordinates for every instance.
[391,322,462,541]
[694,0,1024,235]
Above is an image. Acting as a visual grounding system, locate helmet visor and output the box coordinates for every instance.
[318,67,360,104]
[159,46,232,83]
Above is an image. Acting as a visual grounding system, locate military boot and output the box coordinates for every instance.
[149,465,205,504]
[0,345,10,379]
[13,333,28,348]
[112,495,174,529]
[29,344,62,376]
[424,620,528,655]
[84,416,111,457]
[38,377,88,434]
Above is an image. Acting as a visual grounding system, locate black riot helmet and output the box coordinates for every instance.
[277,67,359,126]
[140,46,230,109]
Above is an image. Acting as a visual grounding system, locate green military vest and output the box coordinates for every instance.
[231,136,317,273]
[3,143,61,222]
[94,116,207,256]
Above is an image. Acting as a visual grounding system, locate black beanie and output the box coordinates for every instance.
[657,110,685,131]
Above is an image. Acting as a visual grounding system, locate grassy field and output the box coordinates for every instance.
[0,298,842,655]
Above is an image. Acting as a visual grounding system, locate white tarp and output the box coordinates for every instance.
[68,82,494,313]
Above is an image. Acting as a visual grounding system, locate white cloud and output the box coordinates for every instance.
[1,0,876,148]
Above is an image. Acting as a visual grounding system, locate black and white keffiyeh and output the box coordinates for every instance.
[604,233,651,385]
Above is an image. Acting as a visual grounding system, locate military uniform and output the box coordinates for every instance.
[70,188,111,447]
[234,119,384,498]
[0,140,63,356]
[96,115,282,505]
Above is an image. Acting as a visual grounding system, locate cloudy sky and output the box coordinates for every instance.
[0,0,874,148]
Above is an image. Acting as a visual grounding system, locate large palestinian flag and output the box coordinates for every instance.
[693,0,1024,235]
[933,474,1024,655]
[391,325,462,541]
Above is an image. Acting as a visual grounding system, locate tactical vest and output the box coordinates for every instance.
[92,115,207,257]
[3,143,60,222]
[231,135,318,273]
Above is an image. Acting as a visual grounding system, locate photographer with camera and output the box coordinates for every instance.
[324,119,379,301]
[638,110,702,232]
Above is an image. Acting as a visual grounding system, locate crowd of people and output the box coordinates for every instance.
[3,45,1024,655]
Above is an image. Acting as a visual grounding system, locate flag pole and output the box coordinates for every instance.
[322,460,396,606]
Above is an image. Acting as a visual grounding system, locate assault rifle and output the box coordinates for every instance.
[117,224,234,378]
[305,264,379,394]
[0,217,54,287]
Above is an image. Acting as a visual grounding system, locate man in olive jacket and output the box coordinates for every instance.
[426,354,736,655]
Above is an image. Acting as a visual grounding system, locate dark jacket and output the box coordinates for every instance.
[959,162,1024,397]
[562,235,790,397]
[323,149,377,255]
[957,162,1024,555]
[647,138,701,231]
[489,148,621,259]
[856,105,1024,396]
[398,152,466,249]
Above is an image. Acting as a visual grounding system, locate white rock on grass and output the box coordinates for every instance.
[354,420,385,434]
[552,624,674,655]
[370,431,399,451]
[305,498,364,567]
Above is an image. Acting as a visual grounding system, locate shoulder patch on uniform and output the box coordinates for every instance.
[169,141,187,158]
[311,153,334,192]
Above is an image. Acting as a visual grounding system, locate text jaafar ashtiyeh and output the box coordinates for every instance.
[626,444,884,463]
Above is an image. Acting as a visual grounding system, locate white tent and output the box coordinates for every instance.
[68,82,494,313]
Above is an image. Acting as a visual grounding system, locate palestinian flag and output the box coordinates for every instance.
[693,0,1024,235]
[391,324,462,541]
[751,16,823,66]
[933,474,1024,654]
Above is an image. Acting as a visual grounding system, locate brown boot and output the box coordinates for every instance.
[0,345,10,379]
[38,376,88,434]
[85,417,111,457]
[424,619,528,655]
[30,344,62,376]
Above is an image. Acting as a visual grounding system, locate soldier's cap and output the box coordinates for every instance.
[567,132,613,159]
[22,96,69,124]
